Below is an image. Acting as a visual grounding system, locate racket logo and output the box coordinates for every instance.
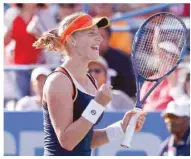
[91,110,96,115]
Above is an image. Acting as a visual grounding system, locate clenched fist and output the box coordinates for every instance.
[94,84,113,107]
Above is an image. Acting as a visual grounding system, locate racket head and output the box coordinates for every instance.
[131,12,188,82]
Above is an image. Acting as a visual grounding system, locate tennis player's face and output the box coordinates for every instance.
[74,26,103,60]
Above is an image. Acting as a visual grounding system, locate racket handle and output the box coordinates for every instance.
[121,108,142,148]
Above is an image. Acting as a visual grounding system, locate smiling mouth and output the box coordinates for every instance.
[91,46,99,51]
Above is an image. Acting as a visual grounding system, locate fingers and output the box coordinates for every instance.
[121,111,137,131]
[123,112,136,124]
[135,114,146,131]
[121,109,147,132]
[95,84,113,106]
[99,84,113,98]
[99,84,113,92]
[138,113,146,121]
[136,122,143,131]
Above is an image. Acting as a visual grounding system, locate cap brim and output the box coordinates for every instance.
[162,110,188,117]
[66,16,110,40]
[93,17,110,28]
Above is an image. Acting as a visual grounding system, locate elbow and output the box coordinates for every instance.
[58,134,75,151]
[60,143,75,151]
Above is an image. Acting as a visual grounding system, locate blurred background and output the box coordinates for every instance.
[4,3,190,156]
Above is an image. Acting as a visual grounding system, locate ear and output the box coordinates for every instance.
[66,35,76,47]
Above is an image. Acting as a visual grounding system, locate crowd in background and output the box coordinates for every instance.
[4,3,190,112]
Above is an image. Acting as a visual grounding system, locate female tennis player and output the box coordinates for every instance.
[33,12,146,156]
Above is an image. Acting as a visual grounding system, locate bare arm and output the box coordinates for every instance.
[4,30,12,45]
[44,73,94,151]
[91,111,146,149]
[91,129,109,149]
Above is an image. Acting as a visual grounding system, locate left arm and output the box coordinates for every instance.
[91,111,146,149]
[91,129,109,149]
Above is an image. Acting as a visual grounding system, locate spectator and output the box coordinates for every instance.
[141,75,176,112]
[169,4,190,17]
[15,67,51,111]
[169,70,190,105]
[27,3,56,35]
[26,4,60,64]
[55,4,76,23]
[4,3,42,98]
[158,102,190,156]
[88,57,135,111]
[4,4,20,35]
[93,4,133,55]
[99,27,136,97]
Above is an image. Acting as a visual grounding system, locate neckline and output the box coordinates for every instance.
[63,67,96,97]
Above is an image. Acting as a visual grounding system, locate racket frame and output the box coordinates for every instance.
[131,12,188,108]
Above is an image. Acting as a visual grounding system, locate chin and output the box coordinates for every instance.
[88,51,100,60]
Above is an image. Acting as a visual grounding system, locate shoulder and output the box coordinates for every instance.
[45,72,73,91]
[43,71,74,100]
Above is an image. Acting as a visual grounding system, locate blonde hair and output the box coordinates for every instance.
[33,12,86,53]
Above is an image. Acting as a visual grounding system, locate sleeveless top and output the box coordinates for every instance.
[43,66,102,156]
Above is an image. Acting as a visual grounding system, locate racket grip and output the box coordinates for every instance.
[121,108,142,148]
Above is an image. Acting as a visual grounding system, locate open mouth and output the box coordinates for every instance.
[91,46,99,51]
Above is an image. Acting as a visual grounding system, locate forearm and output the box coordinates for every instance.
[61,100,105,150]
[4,31,12,45]
[91,129,109,149]
[91,120,125,149]
[61,117,93,150]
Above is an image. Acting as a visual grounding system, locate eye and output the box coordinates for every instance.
[89,32,94,36]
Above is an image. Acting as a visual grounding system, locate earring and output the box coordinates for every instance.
[72,41,76,47]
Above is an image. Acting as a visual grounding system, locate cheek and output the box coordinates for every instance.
[77,41,91,56]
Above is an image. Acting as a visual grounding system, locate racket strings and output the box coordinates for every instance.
[135,14,185,80]
[137,16,163,79]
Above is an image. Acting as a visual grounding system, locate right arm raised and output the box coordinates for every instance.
[44,73,93,151]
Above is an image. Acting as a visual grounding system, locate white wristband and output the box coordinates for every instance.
[106,120,125,142]
[82,100,105,124]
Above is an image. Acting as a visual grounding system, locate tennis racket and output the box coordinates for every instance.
[121,12,188,148]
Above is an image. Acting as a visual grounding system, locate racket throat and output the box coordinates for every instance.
[135,77,145,108]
